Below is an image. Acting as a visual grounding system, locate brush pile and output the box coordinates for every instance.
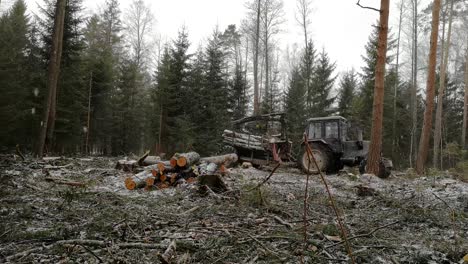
[116,152,238,190]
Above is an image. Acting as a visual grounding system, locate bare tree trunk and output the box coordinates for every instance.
[416,0,442,175]
[37,0,66,158]
[392,0,404,158]
[409,0,419,168]
[296,0,311,111]
[462,45,468,148]
[263,2,270,113]
[366,0,390,176]
[253,0,261,115]
[85,72,93,154]
[433,0,454,169]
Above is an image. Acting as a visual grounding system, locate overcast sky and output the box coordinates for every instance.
[10,0,408,74]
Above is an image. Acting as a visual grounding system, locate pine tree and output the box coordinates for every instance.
[309,49,336,117]
[337,69,357,118]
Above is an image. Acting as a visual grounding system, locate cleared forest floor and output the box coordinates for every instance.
[1,155,468,263]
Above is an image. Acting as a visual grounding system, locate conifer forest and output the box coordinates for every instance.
[1,0,468,263]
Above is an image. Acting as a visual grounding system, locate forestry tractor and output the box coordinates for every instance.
[298,116,392,178]
[223,114,392,178]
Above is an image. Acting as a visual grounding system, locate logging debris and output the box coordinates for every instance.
[1,154,468,263]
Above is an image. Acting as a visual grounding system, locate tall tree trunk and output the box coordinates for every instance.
[410,0,419,168]
[297,0,311,113]
[253,0,261,115]
[85,72,93,154]
[366,0,390,176]
[264,17,270,113]
[415,0,442,175]
[37,0,66,158]
[392,0,404,158]
[462,45,468,148]
[433,0,454,169]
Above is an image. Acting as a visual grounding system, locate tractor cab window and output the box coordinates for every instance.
[325,122,339,138]
[340,121,348,140]
[308,122,322,139]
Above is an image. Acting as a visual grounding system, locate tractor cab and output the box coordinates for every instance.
[306,116,349,143]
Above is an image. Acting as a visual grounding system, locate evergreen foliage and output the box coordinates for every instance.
[337,69,357,119]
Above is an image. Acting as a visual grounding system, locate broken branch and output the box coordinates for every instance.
[356,0,381,13]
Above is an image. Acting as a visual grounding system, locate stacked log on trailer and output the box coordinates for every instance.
[222,130,265,151]
[119,152,238,191]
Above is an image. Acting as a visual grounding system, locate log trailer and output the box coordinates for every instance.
[222,113,295,166]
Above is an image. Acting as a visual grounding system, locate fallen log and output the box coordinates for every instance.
[223,130,263,141]
[222,140,264,151]
[140,155,161,166]
[176,152,200,168]
[146,177,155,187]
[157,161,173,173]
[200,153,238,167]
[115,160,138,172]
[43,156,62,161]
[124,171,151,190]
[45,177,86,187]
[137,150,150,166]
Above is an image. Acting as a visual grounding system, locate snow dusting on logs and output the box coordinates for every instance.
[116,151,238,191]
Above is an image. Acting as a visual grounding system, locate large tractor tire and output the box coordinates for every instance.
[298,143,333,174]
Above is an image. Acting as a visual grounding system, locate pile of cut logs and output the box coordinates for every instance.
[222,130,265,151]
[116,152,238,191]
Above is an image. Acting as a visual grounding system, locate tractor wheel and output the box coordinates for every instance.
[299,143,330,174]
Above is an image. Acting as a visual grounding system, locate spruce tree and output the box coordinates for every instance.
[309,49,336,117]
[166,28,192,152]
[38,0,87,153]
[284,66,306,152]
[198,29,229,155]
[231,64,248,120]
[300,40,316,116]
[354,25,394,138]
[0,0,32,150]
[337,69,357,118]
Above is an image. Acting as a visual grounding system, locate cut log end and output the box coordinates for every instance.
[177,156,187,167]
[126,180,136,190]
[146,177,155,186]
[160,174,167,182]
[170,158,177,168]
[157,162,166,172]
